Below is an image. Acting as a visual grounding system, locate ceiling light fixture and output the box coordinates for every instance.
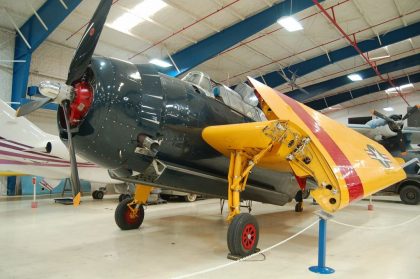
[109,0,167,32]
[369,55,391,61]
[149,58,172,68]
[383,107,394,112]
[347,74,363,81]
[277,16,303,32]
[385,83,414,94]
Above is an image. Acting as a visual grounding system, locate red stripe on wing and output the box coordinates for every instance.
[276,93,364,202]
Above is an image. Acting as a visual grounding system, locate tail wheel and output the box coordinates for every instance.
[227,213,259,257]
[115,198,144,230]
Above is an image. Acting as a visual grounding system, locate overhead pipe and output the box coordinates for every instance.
[312,0,410,106]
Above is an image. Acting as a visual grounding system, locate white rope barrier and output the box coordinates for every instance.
[172,219,319,279]
[330,214,420,230]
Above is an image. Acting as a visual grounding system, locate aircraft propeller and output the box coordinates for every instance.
[372,105,420,153]
[16,0,113,206]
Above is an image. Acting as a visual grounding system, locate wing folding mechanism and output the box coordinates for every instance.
[202,77,406,213]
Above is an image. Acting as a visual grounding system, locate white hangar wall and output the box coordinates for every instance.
[0,28,15,195]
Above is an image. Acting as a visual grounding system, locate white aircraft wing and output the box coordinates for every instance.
[0,99,119,184]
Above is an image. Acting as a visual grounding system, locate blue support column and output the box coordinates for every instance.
[309,217,335,274]
[11,0,82,108]
[162,0,324,77]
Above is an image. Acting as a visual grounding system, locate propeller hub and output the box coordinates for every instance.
[39,81,71,103]
[69,81,94,127]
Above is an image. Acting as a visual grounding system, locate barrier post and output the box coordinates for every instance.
[309,211,335,274]
[31,176,38,208]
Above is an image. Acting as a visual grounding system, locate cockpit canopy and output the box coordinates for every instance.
[182,71,267,122]
[182,71,212,93]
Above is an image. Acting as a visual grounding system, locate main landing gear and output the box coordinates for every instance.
[114,184,153,230]
[226,147,272,258]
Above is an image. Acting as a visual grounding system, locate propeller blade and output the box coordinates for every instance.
[16,97,52,117]
[402,105,420,120]
[66,0,112,85]
[372,110,395,123]
[61,100,82,207]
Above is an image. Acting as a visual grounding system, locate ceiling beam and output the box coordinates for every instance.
[161,0,324,77]
[306,72,420,111]
[288,53,420,101]
[255,21,420,89]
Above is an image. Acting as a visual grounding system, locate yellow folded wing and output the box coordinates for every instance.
[202,77,406,213]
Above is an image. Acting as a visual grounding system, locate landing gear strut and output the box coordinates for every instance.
[295,190,303,212]
[225,147,272,258]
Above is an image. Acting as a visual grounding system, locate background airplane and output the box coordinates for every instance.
[0,98,126,200]
[17,0,406,258]
[348,106,420,151]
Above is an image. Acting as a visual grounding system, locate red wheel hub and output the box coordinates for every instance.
[124,208,138,225]
[241,224,256,250]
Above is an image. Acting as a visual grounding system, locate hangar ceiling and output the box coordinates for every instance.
[1,0,419,112]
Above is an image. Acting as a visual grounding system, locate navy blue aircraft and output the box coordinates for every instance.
[17,0,407,257]
[17,0,306,258]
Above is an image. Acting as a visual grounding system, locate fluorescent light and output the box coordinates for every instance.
[110,13,142,32]
[109,0,167,32]
[385,83,414,94]
[347,74,363,81]
[277,16,303,32]
[149,58,172,68]
[400,83,414,90]
[383,107,394,112]
[369,55,390,61]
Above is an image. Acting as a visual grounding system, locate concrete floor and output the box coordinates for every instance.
[0,195,419,279]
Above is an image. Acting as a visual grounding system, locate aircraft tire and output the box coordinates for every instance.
[295,202,303,212]
[227,213,259,257]
[184,193,197,202]
[92,190,99,199]
[115,198,144,230]
[400,185,420,205]
[96,191,104,200]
